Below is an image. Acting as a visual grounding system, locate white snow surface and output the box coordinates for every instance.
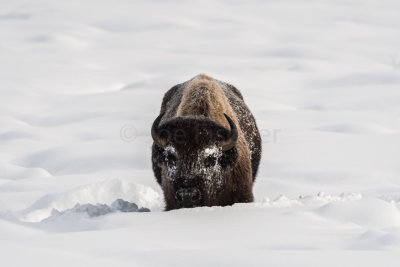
[1,0,400,266]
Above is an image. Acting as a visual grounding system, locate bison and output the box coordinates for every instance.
[151,74,261,210]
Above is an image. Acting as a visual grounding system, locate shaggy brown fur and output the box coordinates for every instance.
[151,74,261,210]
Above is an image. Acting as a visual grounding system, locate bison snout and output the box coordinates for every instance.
[175,188,201,208]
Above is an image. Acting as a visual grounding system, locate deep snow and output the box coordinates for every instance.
[1,0,400,266]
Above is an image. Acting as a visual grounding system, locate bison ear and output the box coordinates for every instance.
[219,146,238,168]
[151,112,167,148]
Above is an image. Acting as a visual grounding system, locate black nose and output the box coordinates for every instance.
[176,188,201,208]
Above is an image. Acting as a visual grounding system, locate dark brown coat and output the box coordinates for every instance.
[151,74,261,210]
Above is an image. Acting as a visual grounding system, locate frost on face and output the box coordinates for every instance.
[164,145,177,155]
[197,145,224,190]
[164,145,178,178]
[163,144,225,196]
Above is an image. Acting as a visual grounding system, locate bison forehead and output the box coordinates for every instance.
[158,116,230,147]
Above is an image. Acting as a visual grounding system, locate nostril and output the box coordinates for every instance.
[182,195,192,207]
[192,191,200,202]
[175,190,183,201]
[176,188,201,207]
[192,195,200,202]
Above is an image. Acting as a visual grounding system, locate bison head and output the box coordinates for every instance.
[152,113,238,209]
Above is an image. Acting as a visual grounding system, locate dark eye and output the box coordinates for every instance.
[166,153,177,166]
[204,155,217,168]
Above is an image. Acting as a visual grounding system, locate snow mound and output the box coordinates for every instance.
[0,161,51,180]
[47,199,149,220]
[351,229,400,249]
[20,179,162,222]
[261,192,362,207]
[316,198,400,228]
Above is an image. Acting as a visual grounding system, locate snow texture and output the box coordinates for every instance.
[49,199,150,220]
[1,0,400,266]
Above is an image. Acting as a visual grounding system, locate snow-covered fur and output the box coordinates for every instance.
[151,74,261,210]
